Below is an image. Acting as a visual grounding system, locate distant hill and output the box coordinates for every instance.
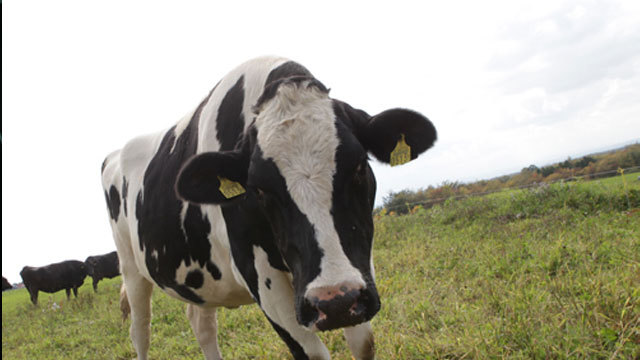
[382,142,640,214]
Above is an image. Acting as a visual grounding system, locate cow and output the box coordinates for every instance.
[2,276,12,291]
[85,251,120,292]
[101,56,437,360]
[19,260,88,305]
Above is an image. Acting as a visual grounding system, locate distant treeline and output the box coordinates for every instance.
[382,143,640,214]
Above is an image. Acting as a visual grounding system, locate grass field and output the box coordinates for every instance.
[3,174,639,359]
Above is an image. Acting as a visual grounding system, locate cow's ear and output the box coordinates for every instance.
[176,150,249,204]
[358,108,437,166]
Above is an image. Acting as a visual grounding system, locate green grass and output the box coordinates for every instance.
[3,176,639,359]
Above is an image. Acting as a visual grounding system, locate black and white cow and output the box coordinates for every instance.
[20,260,88,305]
[85,251,120,292]
[101,56,437,360]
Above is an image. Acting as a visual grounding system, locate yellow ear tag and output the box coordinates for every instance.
[217,176,246,199]
[390,134,411,167]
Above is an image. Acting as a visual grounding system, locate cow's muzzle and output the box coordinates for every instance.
[297,283,380,331]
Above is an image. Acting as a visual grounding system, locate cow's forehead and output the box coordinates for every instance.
[254,82,338,205]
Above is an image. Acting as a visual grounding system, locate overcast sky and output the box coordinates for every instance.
[3,0,640,282]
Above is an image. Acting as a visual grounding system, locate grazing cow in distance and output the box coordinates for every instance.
[20,260,88,305]
[85,251,120,292]
[102,56,437,359]
[2,276,12,291]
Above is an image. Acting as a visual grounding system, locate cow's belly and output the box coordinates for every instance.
[129,205,254,308]
[160,265,254,308]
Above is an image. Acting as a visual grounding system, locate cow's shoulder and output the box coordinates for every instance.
[119,129,170,182]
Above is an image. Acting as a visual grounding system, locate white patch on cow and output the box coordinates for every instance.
[151,250,158,260]
[253,246,330,358]
[197,56,290,153]
[174,260,190,285]
[179,201,190,235]
[171,108,197,153]
[255,81,365,295]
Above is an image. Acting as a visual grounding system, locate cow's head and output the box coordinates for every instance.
[84,257,96,277]
[176,77,436,331]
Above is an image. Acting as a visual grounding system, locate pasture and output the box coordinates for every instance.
[3,174,639,359]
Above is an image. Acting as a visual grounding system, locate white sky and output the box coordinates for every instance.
[3,0,640,283]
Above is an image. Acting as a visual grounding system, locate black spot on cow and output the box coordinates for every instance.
[185,270,204,289]
[101,157,108,174]
[105,185,121,220]
[184,205,221,280]
[255,76,328,113]
[265,278,271,290]
[265,61,313,87]
[253,61,316,113]
[216,76,246,151]
[135,90,219,304]
[20,260,88,305]
[122,177,129,217]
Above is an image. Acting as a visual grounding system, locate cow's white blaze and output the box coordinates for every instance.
[255,82,366,294]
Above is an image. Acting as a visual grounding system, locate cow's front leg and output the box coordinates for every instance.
[29,288,39,305]
[252,246,330,360]
[344,322,375,360]
[65,288,71,299]
[122,272,153,360]
[186,304,222,360]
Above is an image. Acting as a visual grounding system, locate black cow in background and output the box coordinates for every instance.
[84,251,120,292]
[2,276,12,291]
[20,260,88,305]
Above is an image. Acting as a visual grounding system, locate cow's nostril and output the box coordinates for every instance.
[349,300,366,317]
[297,297,319,328]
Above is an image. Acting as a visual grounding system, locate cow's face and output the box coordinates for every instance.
[84,258,96,277]
[176,78,436,331]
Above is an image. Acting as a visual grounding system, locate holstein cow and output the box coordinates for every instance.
[20,260,88,305]
[101,56,437,360]
[2,276,12,291]
[85,251,120,292]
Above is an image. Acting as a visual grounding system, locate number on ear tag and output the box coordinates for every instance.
[390,134,411,167]
[217,176,246,199]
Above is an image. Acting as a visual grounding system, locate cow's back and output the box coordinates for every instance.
[102,56,311,306]
[21,261,87,293]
